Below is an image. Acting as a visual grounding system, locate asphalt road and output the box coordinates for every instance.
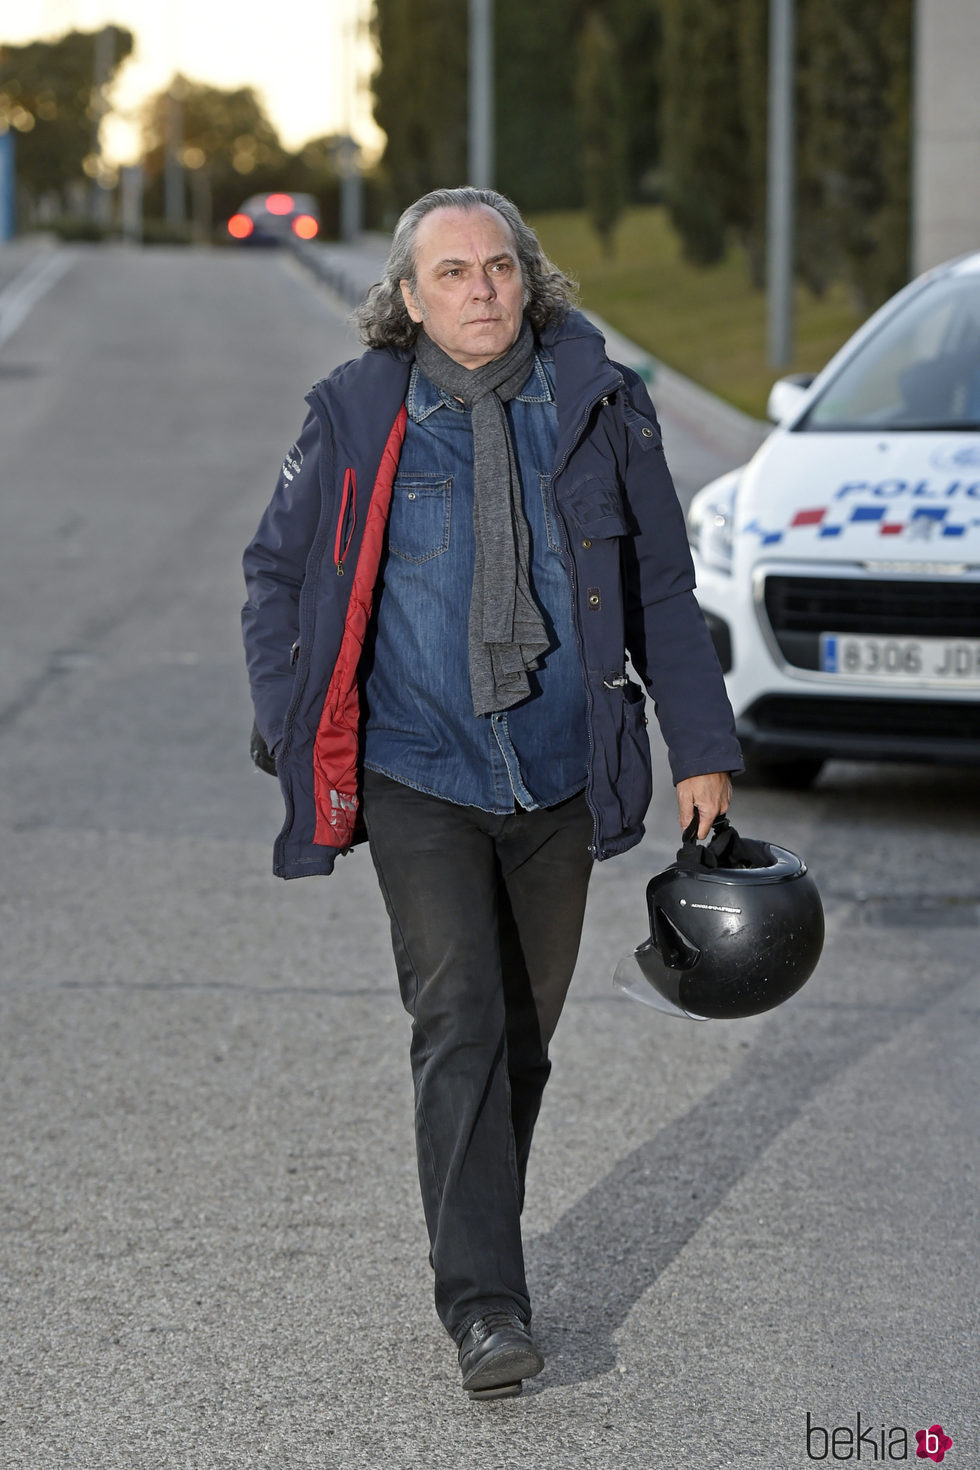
[0,242,977,1470]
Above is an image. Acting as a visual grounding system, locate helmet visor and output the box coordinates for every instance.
[612,948,708,1021]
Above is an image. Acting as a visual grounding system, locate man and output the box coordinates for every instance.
[242,186,741,1400]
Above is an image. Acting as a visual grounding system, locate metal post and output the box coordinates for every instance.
[164,86,185,230]
[339,136,363,242]
[190,166,211,244]
[339,2,364,242]
[766,0,795,368]
[89,26,114,226]
[120,164,143,245]
[469,0,494,188]
[0,131,15,241]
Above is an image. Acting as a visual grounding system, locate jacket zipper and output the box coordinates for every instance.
[551,382,622,859]
[334,468,357,575]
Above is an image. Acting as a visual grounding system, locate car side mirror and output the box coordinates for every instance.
[766,373,816,425]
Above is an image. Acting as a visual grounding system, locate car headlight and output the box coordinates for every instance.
[687,476,739,574]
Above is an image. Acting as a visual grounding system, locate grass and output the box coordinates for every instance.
[528,206,866,419]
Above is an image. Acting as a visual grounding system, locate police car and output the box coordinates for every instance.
[687,251,980,786]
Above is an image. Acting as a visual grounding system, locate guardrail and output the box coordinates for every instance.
[289,236,769,468]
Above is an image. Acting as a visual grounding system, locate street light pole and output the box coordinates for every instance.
[164,85,185,230]
[0,130,15,242]
[766,0,796,368]
[339,0,364,241]
[89,25,114,226]
[164,5,185,231]
[468,0,494,189]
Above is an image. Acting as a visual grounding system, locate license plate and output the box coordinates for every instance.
[820,633,980,683]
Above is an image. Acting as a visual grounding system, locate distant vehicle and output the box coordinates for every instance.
[226,192,320,245]
[687,250,980,786]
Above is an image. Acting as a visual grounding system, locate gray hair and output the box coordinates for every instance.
[352,186,578,351]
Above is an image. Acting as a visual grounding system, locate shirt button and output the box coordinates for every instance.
[581,538,592,549]
[641,426,654,438]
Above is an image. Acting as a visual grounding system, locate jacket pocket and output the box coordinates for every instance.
[334,468,356,575]
[563,474,631,539]
[387,472,452,563]
[616,678,653,829]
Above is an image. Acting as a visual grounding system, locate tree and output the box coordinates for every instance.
[872,0,912,302]
[797,0,911,309]
[609,0,662,202]
[371,0,585,217]
[576,7,627,255]
[366,0,911,309]
[657,0,911,305]
[289,134,346,235]
[0,26,133,210]
[369,0,661,221]
[495,0,583,213]
[733,0,768,288]
[141,77,292,227]
[371,0,468,213]
[659,0,748,266]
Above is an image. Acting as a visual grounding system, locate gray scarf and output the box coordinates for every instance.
[414,319,549,716]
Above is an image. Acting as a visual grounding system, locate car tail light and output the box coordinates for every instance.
[227,213,253,239]
[266,193,294,215]
[292,214,319,240]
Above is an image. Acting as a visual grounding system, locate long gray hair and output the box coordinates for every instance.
[352,186,578,351]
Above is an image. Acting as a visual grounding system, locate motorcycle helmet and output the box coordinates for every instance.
[613,813,824,1020]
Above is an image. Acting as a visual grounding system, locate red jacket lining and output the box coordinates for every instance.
[312,406,407,846]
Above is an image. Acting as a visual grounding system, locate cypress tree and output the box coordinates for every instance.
[660,0,748,266]
[371,0,467,212]
[495,0,583,211]
[576,6,628,255]
[797,0,911,308]
[608,0,663,201]
[734,0,768,288]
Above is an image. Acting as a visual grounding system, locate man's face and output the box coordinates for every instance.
[400,205,526,369]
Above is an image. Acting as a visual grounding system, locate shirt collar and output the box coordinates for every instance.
[406,350,555,423]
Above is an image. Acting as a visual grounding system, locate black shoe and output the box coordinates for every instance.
[458,1312,544,1400]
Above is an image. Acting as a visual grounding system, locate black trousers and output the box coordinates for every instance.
[361,768,594,1341]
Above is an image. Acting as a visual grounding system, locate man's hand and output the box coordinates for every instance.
[676,772,733,839]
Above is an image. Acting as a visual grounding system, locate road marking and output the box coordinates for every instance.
[0,249,76,350]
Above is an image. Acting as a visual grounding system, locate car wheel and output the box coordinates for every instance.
[740,755,825,790]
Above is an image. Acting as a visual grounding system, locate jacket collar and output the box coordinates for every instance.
[537,309,624,459]
[406,349,555,423]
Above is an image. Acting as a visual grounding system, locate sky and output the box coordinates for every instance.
[5,0,385,164]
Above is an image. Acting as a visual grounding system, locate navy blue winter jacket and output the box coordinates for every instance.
[242,310,742,879]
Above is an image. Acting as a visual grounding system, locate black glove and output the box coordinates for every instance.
[249,721,277,776]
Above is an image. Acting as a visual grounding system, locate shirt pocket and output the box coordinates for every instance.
[539,472,565,553]
[387,472,453,564]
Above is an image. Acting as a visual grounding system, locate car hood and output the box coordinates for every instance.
[734,430,980,566]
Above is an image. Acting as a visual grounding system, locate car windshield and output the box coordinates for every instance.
[802,273,980,431]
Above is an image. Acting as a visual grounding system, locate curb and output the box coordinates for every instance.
[290,237,387,313]
[584,311,769,468]
[291,238,770,471]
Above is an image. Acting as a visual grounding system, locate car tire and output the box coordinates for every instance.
[740,755,825,790]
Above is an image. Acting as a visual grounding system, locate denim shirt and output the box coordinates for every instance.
[362,352,590,812]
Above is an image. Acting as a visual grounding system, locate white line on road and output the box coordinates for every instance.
[0,248,77,351]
